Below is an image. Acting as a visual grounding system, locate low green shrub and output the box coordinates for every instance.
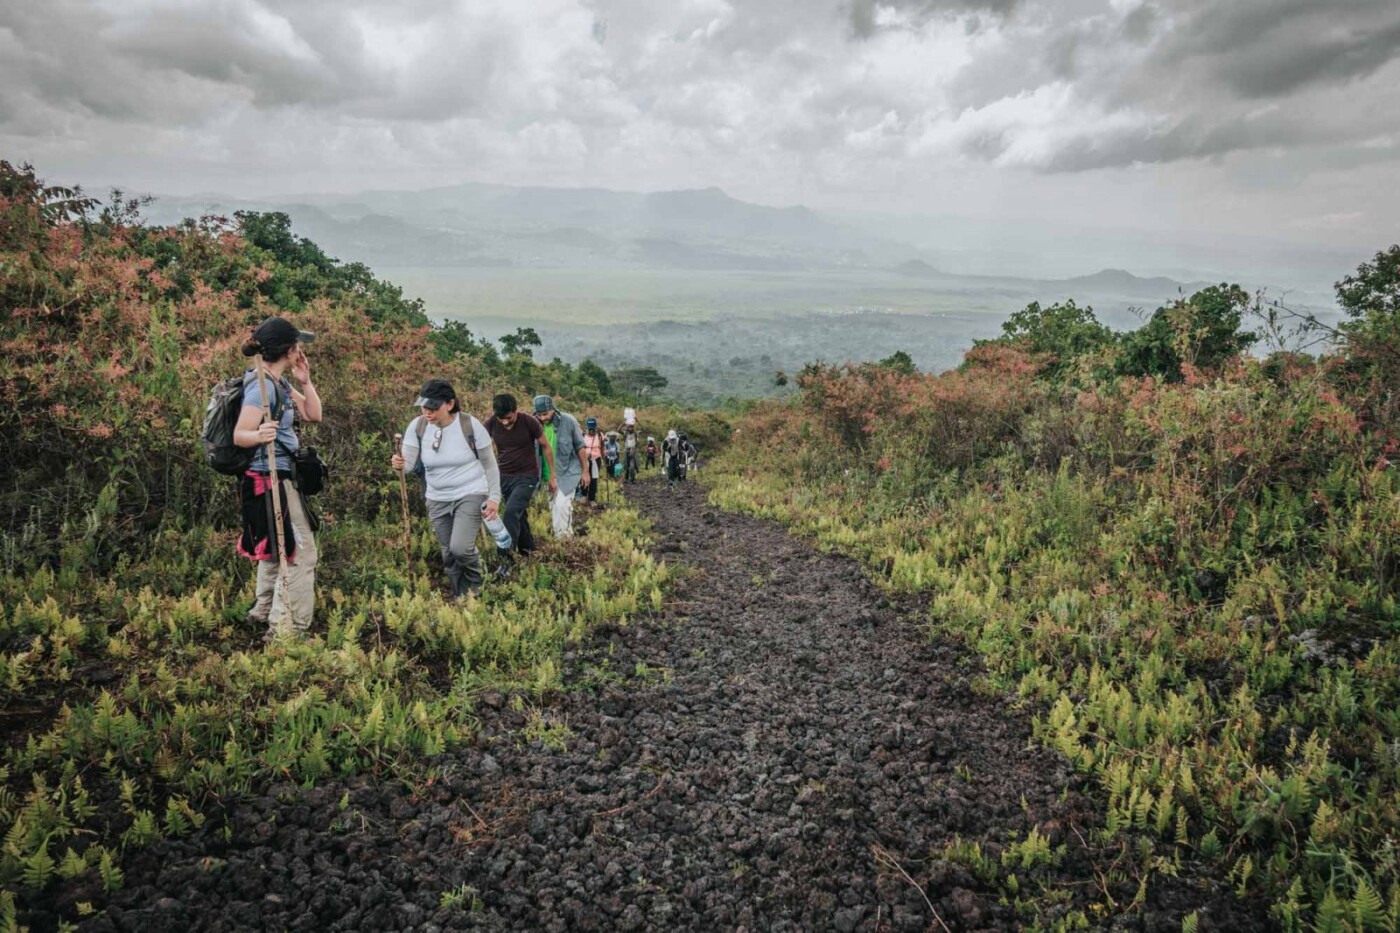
[708,312,1399,929]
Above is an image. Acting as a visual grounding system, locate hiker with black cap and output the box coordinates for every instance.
[390,380,501,599]
[233,315,321,639]
[484,393,555,572]
[533,395,588,537]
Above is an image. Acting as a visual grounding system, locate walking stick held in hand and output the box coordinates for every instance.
[393,433,414,572]
[255,355,291,617]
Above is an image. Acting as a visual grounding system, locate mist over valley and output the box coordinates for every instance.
[142,182,1344,405]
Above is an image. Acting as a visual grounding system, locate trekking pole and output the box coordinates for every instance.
[255,356,291,621]
[393,433,414,574]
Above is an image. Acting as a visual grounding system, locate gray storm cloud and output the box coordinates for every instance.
[846,0,1023,39]
[1020,0,1400,171]
[0,0,1396,247]
[4,0,1399,168]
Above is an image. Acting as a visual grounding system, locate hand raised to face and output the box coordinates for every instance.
[290,346,311,383]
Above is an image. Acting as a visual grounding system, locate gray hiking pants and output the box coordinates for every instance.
[427,494,487,597]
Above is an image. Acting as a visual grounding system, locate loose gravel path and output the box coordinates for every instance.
[88,477,1258,932]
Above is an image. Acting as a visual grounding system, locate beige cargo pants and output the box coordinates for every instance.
[250,482,318,637]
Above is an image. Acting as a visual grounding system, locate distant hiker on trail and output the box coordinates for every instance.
[233,316,321,640]
[390,380,501,600]
[680,432,698,475]
[621,424,640,483]
[533,395,589,538]
[664,429,684,488]
[645,436,658,470]
[484,393,553,575]
[582,416,604,503]
[603,432,620,480]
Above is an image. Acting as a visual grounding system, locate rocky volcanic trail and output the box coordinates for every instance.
[88,477,1258,932]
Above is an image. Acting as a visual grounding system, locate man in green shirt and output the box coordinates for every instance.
[533,395,588,537]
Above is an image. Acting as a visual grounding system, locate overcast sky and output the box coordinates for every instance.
[3,0,1397,276]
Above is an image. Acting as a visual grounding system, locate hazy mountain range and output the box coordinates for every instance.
[141,182,1231,302]
[143,182,922,274]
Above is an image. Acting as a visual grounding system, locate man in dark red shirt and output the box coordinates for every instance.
[484,393,556,573]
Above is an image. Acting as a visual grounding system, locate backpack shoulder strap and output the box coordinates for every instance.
[460,416,479,459]
[414,416,428,443]
[243,370,286,421]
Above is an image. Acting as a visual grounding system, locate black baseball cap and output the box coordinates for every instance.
[414,379,456,410]
[253,316,315,350]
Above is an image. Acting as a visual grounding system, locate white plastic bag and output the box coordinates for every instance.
[623,407,636,426]
[551,489,574,539]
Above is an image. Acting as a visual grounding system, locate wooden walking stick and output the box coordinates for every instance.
[255,355,291,626]
[393,433,414,572]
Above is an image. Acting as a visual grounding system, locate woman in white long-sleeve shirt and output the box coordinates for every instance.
[390,380,502,599]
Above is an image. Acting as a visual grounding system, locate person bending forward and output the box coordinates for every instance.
[484,393,555,574]
[391,380,501,599]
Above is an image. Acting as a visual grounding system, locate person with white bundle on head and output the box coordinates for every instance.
[664,428,685,488]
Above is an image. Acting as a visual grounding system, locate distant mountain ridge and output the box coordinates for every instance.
[141,182,927,274]
[1054,268,1215,296]
[139,181,1216,303]
[885,258,1217,303]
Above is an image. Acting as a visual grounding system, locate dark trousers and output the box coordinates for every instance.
[585,459,600,502]
[499,474,538,559]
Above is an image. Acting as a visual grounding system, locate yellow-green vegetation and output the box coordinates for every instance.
[707,271,1400,929]
[0,162,673,923]
[0,503,665,898]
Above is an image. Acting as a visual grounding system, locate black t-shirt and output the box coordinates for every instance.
[485,412,543,476]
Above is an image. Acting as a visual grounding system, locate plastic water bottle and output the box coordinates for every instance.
[482,503,512,550]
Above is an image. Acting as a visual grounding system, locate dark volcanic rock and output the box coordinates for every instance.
[86,478,1262,932]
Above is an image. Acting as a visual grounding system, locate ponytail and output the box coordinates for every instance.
[242,337,290,362]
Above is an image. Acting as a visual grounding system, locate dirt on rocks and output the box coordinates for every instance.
[83,477,1263,932]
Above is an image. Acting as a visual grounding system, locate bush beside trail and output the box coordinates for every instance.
[708,265,1400,930]
[0,162,679,928]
